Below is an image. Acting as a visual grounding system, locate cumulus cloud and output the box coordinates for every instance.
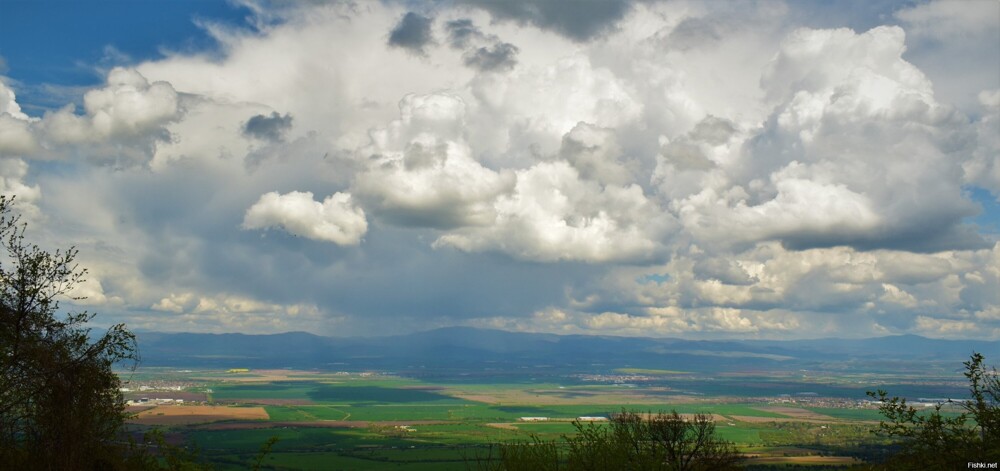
[66,276,122,307]
[895,0,999,39]
[914,316,987,338]
[964,89,1000,196]
[243,111,292,141]
[0,81,39,157]
[434,159,675,263]
[445,19,483,49]
[693,258,756,286]
[463,42,519,72]
[149,291,324,333]
[243,191,368,245]
[0,114,38,156]
[1,67,184,165]
[443,18,520,72]
[590,240,1000,339]
[0,158,41,220]
[0,79,30,121]
[352,93,514,228]
[42,67,180,143]
[470,305,800,337]
[388,12,435,56]
[652,115,742,200]
[663,17,723,51]
[674,26,985,253]
[560,122,637,186]
[353,137,513,228]
[3,1,996,338]
[462,0,632,41]
[468,54,642,163]
[893,0,1000,112]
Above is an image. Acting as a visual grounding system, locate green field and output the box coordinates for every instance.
[126,368,915,469]
[803,407,884,421]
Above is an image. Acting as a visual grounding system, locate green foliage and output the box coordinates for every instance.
[0,196,279,471]
[962,352,1000,449]
[469,435,561,471]
[474,410,743,470]
[0,196,138,469]
[867,352,1000,469]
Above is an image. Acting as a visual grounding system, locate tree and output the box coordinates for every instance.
[568,410,742,471]
[0,195,138,469]
[475,409,742,470]
[867,352,1000,469]
[471,435,561,471]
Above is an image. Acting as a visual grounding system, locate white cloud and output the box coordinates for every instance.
[468,53,642,162]
[2,2,997,338]
[895,0,999,39]
[760,26,930,106]
[151,292,195,313]
[242,191,367,245]
[0,81,38,157]
[894,0,1000,113]
[0,68,184,165]
[0,79,29,120]
[559,122,636,186]
[469,305,800,337]
[0,114,38,156]
[435,159,674,263]
[964,89,1000,196]
[149,291,324,333]
[149,97,264,170]
[66,276,123,307]
[136,3,480,145]
[976,306,1000,321]
[352,93,514,228]
[677,26,982,252]
[914,315,987,338]
[595,241,1000,338]
[879,283,919,308]
[683,167,881,248]
[651,116,744,207]
[41,68,180,144]
[0,158,41,220]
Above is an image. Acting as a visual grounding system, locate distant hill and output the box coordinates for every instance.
[132,327,999,374]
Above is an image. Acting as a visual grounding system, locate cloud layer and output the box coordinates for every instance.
[2,0,998,338]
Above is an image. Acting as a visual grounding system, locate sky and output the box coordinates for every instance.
[0,0,998,339]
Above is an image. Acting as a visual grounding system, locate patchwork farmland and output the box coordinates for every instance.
[122,367,956,469]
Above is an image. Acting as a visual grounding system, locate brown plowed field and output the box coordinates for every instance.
[193,369,343,383]
[753,406,836,420]
[192,420,454,431]
[130,405,269,425]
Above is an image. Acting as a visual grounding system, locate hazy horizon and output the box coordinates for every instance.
[130,325,1000,343]
[1,0,998,340]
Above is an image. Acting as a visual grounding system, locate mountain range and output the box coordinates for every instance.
[134,327,999,374]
